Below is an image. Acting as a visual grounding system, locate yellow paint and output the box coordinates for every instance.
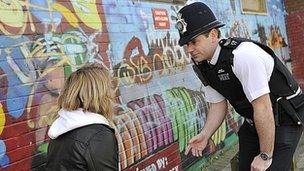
[71,0,102,30]
[211,121,226,145]
[0,0,25,27]
[51,3,79,28]
[0,103,6,134]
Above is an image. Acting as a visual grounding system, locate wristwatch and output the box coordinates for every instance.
[259,152,272,161]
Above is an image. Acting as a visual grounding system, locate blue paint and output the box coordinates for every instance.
[29,0,62,25]
[0,155,9,168]
[103,0,150,65]
[0,36,31,118]
[0,140,9,168]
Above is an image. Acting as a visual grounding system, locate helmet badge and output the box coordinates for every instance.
[176,13,187,34]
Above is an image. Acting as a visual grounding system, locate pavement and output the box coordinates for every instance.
[294,133,304,171]
[203,133,304,171]
[203,141,238,171]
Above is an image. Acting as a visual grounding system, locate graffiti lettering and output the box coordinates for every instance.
[127,95,173,153]
[114,35,190,86]
[156,157,168,169]
[113,104,148,169]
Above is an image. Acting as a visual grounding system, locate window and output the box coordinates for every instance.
[143,0,186,4]
[241,0,267,15]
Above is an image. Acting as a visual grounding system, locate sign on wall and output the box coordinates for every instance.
[152,8,170,29]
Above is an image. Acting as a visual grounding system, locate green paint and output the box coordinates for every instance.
[166,87,200,152]
[165,91,178,141]
[64,65,72,76]
[224,132,238,147]
[186,157,209,171]
[170,89,186,151]
[37,142,49,154]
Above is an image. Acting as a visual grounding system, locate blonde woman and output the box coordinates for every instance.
[46,63,118,171]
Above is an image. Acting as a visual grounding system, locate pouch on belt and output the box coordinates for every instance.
[278,94,304,126]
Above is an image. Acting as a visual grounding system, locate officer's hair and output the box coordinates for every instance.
[203,28,221,38]
[57,63,114,121]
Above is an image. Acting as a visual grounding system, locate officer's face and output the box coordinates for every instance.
[186,30,218,62]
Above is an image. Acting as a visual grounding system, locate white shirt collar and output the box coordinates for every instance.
[209,44,221,65]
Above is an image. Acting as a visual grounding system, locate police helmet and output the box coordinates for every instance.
[176,2,225,46]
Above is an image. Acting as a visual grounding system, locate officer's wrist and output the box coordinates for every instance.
[199,130,209,139]
[259,152,273,161]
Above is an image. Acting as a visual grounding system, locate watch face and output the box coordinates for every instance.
[260,153,269,160]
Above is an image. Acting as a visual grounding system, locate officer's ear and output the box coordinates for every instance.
[209,29,219,42]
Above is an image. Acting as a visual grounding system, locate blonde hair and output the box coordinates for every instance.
[58,63,114,120]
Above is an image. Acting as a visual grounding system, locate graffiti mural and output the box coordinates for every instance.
[0,0,109,170]
[0,0,288,170]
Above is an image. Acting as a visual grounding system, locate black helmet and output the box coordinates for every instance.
[176,2,225,46]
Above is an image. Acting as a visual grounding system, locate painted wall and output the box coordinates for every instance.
[0,0,288,170]
[285,0,304,88]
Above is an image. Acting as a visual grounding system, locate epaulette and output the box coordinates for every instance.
[219,37,244,49]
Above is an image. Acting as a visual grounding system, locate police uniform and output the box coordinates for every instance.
[177,2,304,171]
[199,38,304,170]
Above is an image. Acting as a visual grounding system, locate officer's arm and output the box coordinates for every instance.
[201,100,228,138]
[251,93,275,156]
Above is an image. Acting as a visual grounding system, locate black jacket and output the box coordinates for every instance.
[46,124,119,171]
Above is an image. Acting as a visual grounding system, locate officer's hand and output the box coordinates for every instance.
[250,155,272,171]
[184,132,208,157]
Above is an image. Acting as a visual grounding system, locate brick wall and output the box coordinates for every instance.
[0,0,288,170]
[285,0,304,87]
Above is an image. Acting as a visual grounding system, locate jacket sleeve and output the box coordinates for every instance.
[84,128,119,171]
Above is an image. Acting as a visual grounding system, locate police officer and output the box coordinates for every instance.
[177,2,304,171]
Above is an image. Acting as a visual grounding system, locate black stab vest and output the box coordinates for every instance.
[193,38,299,119]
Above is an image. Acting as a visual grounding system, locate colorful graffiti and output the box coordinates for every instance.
[0,0,109,170]
[112,85,242,170]
[0,0,289,170]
